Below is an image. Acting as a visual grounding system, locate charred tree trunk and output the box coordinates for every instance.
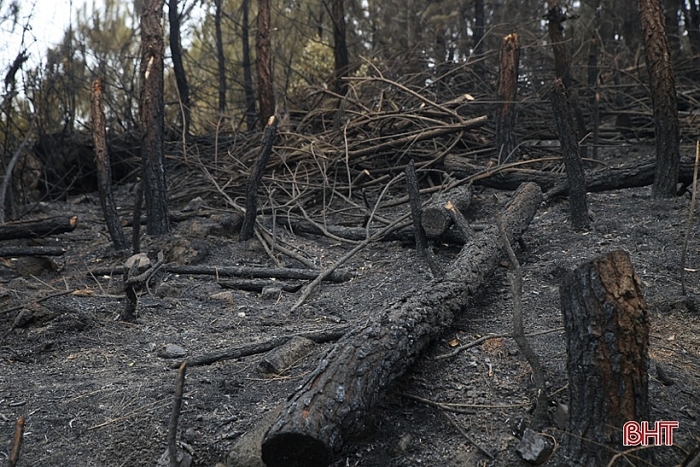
[90,78,127,251]
[240,116,279,241]
[215,0,227,116]
[242,0,257,131]
[257,0,275,123]
[168,0,191,136]
[560,250,650,466]
[0,216,77,240]
[547,5,588,158]
[331,0,349,96]
[495,33,520,160]
[261,183,543,467]
[587,35,599,159]
[638,0,681,198]
[473,0,485,54]
[139,0,170,236]
[550,79,590,230]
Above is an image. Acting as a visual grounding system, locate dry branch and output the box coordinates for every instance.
[261,182,543,467]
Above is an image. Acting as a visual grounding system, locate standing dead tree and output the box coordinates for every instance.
[560,250,651,466]
[495,33,520,160]
[168,0,191,136]
[90,77,127,251]
[550,79,590,231]
[638,0,681,198]
[140,0,170,235]
[257,0,275,123]
[261,182,543,467]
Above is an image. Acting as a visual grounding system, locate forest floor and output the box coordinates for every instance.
[0,142,699,467]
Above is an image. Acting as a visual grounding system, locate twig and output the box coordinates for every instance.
[168,362,187,467]
[681,140,700,295]
[435,327,564,360]
[399,392,476,415]
[1,290,74,317]
[441,410,495,460]
[8,415,25,467]
[498,218,549,429]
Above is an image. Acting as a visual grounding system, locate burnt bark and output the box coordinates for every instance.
[473,0,485,55]
[405,159,428,259]
[638,0,681,198]
[90,78,127,251]
[0,216,77,240]
[240,116,278,241]
[140,0,170,235]
[261,183,543,467]
[495,33,520,160]
[420,184,472,238]
[241,0,257,131]
[550,79,590,230]
[168,0,191,136]
[331,0,349,95]
[560,250,650,466]
[257,0,275,123]
[215,0,226,115]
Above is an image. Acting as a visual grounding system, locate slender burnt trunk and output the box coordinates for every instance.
[242,0,257,131]
[139,0,170,235]
[257,0,275,123]
[331,0,349,95]
[473,0,485,54]
[638,0,681,198]
[495,33,520,160]
[168,0,191,136]
[215,0,227,115]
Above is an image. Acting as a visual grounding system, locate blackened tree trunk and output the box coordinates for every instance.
[242,0,257,131]
[140,0,170,235]
[547,4,588,158]
[587,35,599,159]
[638,0,681,198]
[257,0,275,123]
[473,0,485,54]
[215,0,227,115]
[495,33,520,160]
[560,250,650,466]
[90,77,127,251]
[331,0,349,95]
[550,79,590,231]
[168,0,191,136]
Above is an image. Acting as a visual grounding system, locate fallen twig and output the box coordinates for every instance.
[8,415,25,467]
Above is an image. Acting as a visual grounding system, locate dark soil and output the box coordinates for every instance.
[1,144,699,467]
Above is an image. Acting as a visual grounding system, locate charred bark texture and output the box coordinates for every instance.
[257,0,275,123]
[560,250,650,466]
[550,79,590,230]
[331,0,349,95]
[420,184,472,238]
[0,216,77,240]
[240,116,278,241]
[91,78,127,251]
[214,0,226,115]
[242,0,257,131]
[168,0,191,136]
[638,0,681,198]
[495,33,520,159]
[261,182,543,467]
[140,0,170,235]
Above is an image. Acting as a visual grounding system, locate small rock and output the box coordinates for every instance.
[261,286,282,300]
[156,448,192,467]
[157,344,188,359]
[211,291,235,304]
[125,253,150,269]
[515,428,554,465]
[12,309,34,329]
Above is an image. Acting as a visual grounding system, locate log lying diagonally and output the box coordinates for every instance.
[260,182,543,467]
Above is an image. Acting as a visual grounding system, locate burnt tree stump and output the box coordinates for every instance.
[495,33,520,159]
[560,250,650,466]
[260,182,543,467]
[420,184,472,238]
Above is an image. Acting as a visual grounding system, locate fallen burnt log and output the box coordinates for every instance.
[260,182,543,467]
[89,264,352,283]
[0,216,78,241]
[420,184,472,238]
[445,154,697,197]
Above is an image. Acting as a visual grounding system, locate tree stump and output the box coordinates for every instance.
[560,250,650,466]
[495,33,520,159]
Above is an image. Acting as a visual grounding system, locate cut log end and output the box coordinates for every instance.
[261,432,331,467]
